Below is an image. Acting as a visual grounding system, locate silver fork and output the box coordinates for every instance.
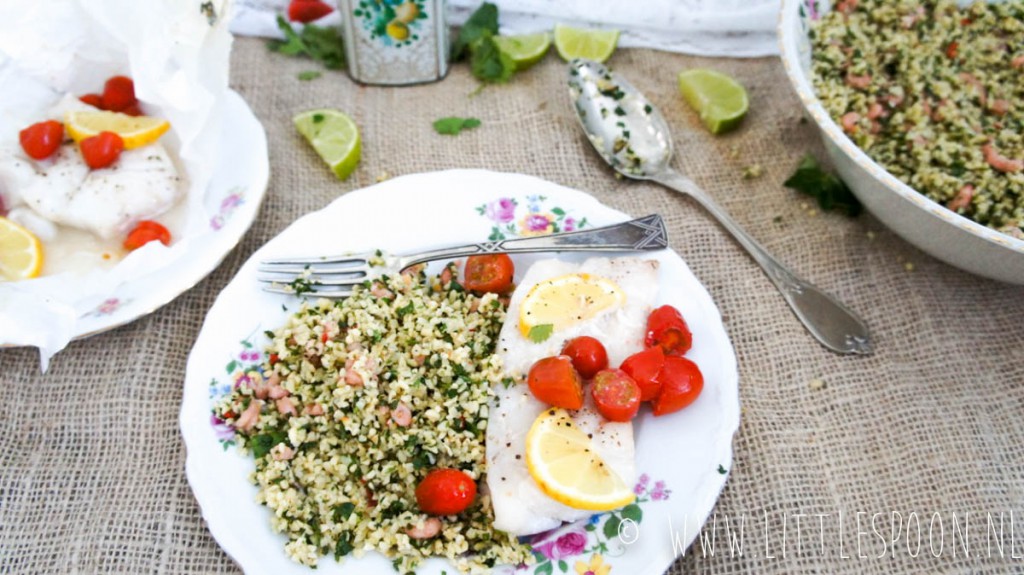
[258,214,668,298]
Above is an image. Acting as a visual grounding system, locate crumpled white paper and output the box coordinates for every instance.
[0,0,233,370]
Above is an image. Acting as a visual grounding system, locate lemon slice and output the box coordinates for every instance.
[293,109,362,181]
[526,408,635,511]
[65,110,170,149]
[0,217,43,281]
[518,273,624,338]
[493,33,552,71]
[677,69,749,135]
[553,24,620,63]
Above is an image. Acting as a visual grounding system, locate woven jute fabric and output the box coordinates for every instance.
[2,37,1024,574]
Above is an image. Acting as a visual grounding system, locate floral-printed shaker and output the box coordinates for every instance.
[337,0,449,85]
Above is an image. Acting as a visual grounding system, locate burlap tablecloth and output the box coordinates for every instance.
[2,37,1023,574]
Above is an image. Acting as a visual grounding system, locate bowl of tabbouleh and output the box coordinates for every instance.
[779,0,1024,284]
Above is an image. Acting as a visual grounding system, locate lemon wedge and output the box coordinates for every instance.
[65,110,170,149]
[0,217,43,281]
[518,273,624,338]
[525,408,635,511]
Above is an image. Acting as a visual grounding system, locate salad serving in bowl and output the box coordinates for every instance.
[779,0,1024,284]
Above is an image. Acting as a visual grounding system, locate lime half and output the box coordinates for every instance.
[493,33,551,71]
[553,24,619,63]
[293,109,362,180]
[677,69,749,135]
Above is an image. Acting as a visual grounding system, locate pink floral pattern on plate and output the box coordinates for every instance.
[477,195,589,240]
[208,334,267,449]
[83,297,130,318]
[210,186,246,231]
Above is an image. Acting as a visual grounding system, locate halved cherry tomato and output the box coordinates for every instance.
[19,121,64,160]
[124,220,171,251]
[79,93,104,108]
[79,131,124,169]
[416,468,477,515]
[121,102,143,117]
[101,76,136,112]
[651,357,703,416]
[287,0,334,23]
[591,368,641,422]
[561,336,608,379]
[527,355,583,410]
[463,253,514,293]
[620,345,665,402]
[645,305,692,356]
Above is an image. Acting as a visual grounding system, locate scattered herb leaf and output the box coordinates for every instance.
[452,2,499,60]
[717,464,728,475]
[250,430,288,458]
[297,70,322,81]
[268,16,345,70]
[783,154,862,217]
[470,35,515,83]
[527,324,554,343]
[433,117,482,135]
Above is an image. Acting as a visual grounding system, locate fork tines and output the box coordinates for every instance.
[257,256,373,299]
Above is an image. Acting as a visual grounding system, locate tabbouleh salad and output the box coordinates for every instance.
[811,0,1024,239]
[214,266,532,572]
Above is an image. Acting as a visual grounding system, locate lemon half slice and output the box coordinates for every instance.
[518,273,624,338]
[65,110,170,149]
[525,408,635,511]
[0,217,43,281]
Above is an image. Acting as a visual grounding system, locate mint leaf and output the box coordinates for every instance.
[269,16,345,70]
[452,2,499,60]
[470,34,515,83]
[433,117,482,135]
[250,430,287,458]
[527,324,554,343]
[783,154,861,217]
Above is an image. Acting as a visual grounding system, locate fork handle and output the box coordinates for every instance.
[401,214,668,269]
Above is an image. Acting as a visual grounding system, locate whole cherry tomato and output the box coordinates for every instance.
[527,355,583,410]
[463,253,514,293]
[287,0,334,23]
[591,368,641,422]
[620,345,665,402]
[79,131,124,169]
[121,102,144,117]
[124,220,171,251]
[561,336,608,379]
[645,305,693,356]
[79,93,104,108]
[416,469,477,515]
[19,121,64,160]
[651,357,703,416]
[101,76,136,112]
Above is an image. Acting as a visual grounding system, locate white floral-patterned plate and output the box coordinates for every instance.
[181,169,740,575]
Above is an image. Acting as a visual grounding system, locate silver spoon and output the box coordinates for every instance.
[567,59,872,355]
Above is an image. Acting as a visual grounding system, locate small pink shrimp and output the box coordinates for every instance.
[344,369,364,387]
[234,400,263,432]
[303,403,325,416]
[982,144,1023,173]
[990,99,1010,116]
[439,266,453,287]
[841,112,861,134]
[412,354,427,367]
[268,385,290,400]
[391,403,413,427]
[947,185,974,212]
[406,518,442,539]
[901,6,925,28]
[845,73,872,90]
[1012,55,1024,69]
[271,444,295,461]
[276,397,297,416]
[867,102,886,120]
[370,282,394,299]
[959,73,987,106]
[835,0,858,15]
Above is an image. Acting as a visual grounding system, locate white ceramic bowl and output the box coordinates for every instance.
[778,0,1024,285]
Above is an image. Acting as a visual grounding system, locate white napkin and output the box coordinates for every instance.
[229,0,780,57]
[0,0,233,369]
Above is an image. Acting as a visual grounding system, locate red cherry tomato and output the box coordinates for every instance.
[591,368,641,422]
[463,253,514,293]
[79,131,124,169]
[561,336,608,379]
[620,345,665,402]
[416,469,477,515]
[121,102,144,117]
[79,93,104,108]
[527,355,583,410]
[645,305,693,356]
[651,357,703,416]
[124,220,171,251]
[19,121,64,160]
[101,76,136,112]
[287,0,334,23]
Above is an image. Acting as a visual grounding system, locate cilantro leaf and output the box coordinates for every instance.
[250,430,288,458]
[297,70,322,81]
[268,16,345,70]
[452,2,499,60]
[469,35,515,83]
[527,324,554,343]
[783,154,862,217]
[433,117,482,135]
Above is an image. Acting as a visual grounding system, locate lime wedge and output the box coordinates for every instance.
[293,109,361,180]
[677,69,749,135]
[553,24,619,63]
[493,33,551,71]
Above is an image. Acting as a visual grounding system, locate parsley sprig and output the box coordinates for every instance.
[452,3,516,84]
[783,154,862,217]
[268,15,345,72]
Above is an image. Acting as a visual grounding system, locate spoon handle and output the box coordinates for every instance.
[654,169,872,355]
